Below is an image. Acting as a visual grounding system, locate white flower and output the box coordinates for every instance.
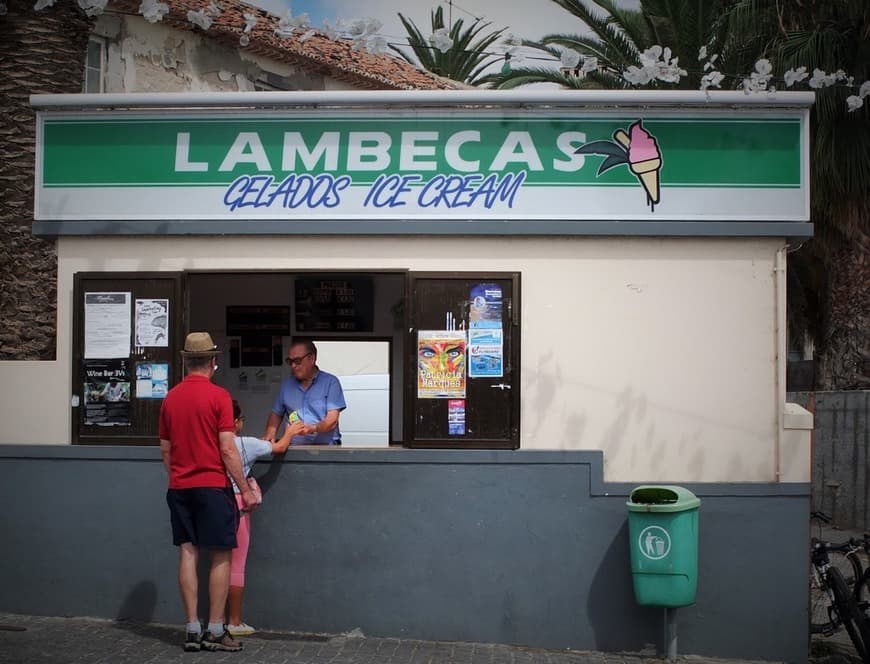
[700,70,724,91]
[859,81,870,98]
[623,65,653,86]
[187,9,213,30]
[34,0,55,9]
[809,68,835,88]
[276,10,310,38]
[560,50,580,69]
[430,27,453,53]
[580,56,598,74]
[369,35,388,53]
[139,0,168,23]
[242,13,257,33]
[77,0,107,16]
[754,59,772,75]
[784,67,808,87]
[698,45,707,61]
[846,95,864,112]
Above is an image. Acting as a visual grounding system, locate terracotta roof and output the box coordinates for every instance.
[107,0,464,91]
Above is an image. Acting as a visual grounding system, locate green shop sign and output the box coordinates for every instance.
[35,108,808,228]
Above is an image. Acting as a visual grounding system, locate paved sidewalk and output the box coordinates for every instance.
[0,612,793,664]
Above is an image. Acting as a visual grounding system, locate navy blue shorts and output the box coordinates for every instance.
[167,487,239,550]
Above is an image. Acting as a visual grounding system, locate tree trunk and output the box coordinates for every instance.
[0,1,93,360]
[817,230,870,390]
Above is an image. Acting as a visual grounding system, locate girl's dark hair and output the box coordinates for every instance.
[232,399,242,420]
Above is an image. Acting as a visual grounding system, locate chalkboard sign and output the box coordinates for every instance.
[295,277,374,332]
[226,306,291,336]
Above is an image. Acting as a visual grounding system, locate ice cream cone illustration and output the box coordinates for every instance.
[614,121,662,207]
[575,119,664,211]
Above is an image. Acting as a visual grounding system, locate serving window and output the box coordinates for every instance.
[71,270,519,449]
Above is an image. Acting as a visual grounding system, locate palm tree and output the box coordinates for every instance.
[482,0,729,90]
[722,0,870,390]
[0,0,94,361]
[389,5,507,85]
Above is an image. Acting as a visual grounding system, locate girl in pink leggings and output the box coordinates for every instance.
[227,400,304,636]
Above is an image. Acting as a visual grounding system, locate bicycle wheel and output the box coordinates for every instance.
[812,550,863,633]
[828,566,870,662]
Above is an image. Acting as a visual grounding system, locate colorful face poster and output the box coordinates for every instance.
[469,283,503,329]
[417,330,466,399]
[134,299,169,347]
[83,359,131,425]
[448,399,466,436]
[468,328,504,378]
[135,362,168,399]
[84,292,131,359]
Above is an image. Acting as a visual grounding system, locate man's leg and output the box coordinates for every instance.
[178,542,199,624]
[207,549,232,626]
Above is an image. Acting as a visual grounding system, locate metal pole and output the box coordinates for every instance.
[665,607,678,662]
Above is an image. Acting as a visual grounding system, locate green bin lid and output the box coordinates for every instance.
[627,485,700,512]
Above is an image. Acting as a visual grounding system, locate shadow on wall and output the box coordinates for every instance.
[113,580,178,647]
[587,521,659,652]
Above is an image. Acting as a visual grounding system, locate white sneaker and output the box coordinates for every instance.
[227,622,256,636]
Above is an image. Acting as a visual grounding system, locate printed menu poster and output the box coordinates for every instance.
[84,292,131,359]
[417,330,466,399]
[83,359,131,425]
[135,299,169,347]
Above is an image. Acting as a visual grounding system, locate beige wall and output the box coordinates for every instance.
[0,235,812,482]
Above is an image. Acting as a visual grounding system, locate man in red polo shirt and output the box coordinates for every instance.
[159,332,258,653]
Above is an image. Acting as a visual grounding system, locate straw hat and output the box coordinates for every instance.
[180,332,220,357]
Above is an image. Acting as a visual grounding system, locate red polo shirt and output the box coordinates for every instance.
[159,374,234,489]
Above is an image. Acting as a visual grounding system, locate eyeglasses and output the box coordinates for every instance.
[285,352,312,367]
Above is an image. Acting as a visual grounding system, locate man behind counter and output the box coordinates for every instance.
[263,339,346,446]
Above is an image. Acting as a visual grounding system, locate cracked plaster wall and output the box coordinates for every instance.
[94,14,330,92]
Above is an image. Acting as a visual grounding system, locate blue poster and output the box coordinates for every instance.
[469,283,502,329]
[468,328,504,378]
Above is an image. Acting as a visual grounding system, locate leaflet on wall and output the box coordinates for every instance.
[84,292,131,359]
[468,328,504,378]
[469,284,502,329]
[83,359,131,425]
[448,399,466,436]
[135,362,168,399]
[134,299,169,347]
[417,330,467,399]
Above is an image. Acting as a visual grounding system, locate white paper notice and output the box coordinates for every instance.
[84,292,132,359]
[135,298,169,347]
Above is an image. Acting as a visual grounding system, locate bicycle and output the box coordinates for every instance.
[810,511,865,634]
[811,536,870,662]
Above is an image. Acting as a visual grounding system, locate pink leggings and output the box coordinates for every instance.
[230,494,251,587]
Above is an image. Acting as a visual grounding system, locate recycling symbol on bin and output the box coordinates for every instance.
[638,525,671,560]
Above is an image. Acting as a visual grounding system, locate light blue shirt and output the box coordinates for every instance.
[271,368,346,445]
[230,435,272,493]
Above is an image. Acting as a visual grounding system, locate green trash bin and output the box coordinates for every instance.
[627,485,700,608]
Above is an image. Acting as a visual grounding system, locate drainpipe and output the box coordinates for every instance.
[774,244,788,482]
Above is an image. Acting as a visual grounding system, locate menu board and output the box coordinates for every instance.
[294,277,374,332]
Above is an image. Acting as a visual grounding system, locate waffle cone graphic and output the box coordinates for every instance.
[630,157,661,204]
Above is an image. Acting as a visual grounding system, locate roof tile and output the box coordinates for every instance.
[108,0,464,90]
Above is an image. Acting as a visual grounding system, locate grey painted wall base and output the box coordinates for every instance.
[0,446,809,663]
